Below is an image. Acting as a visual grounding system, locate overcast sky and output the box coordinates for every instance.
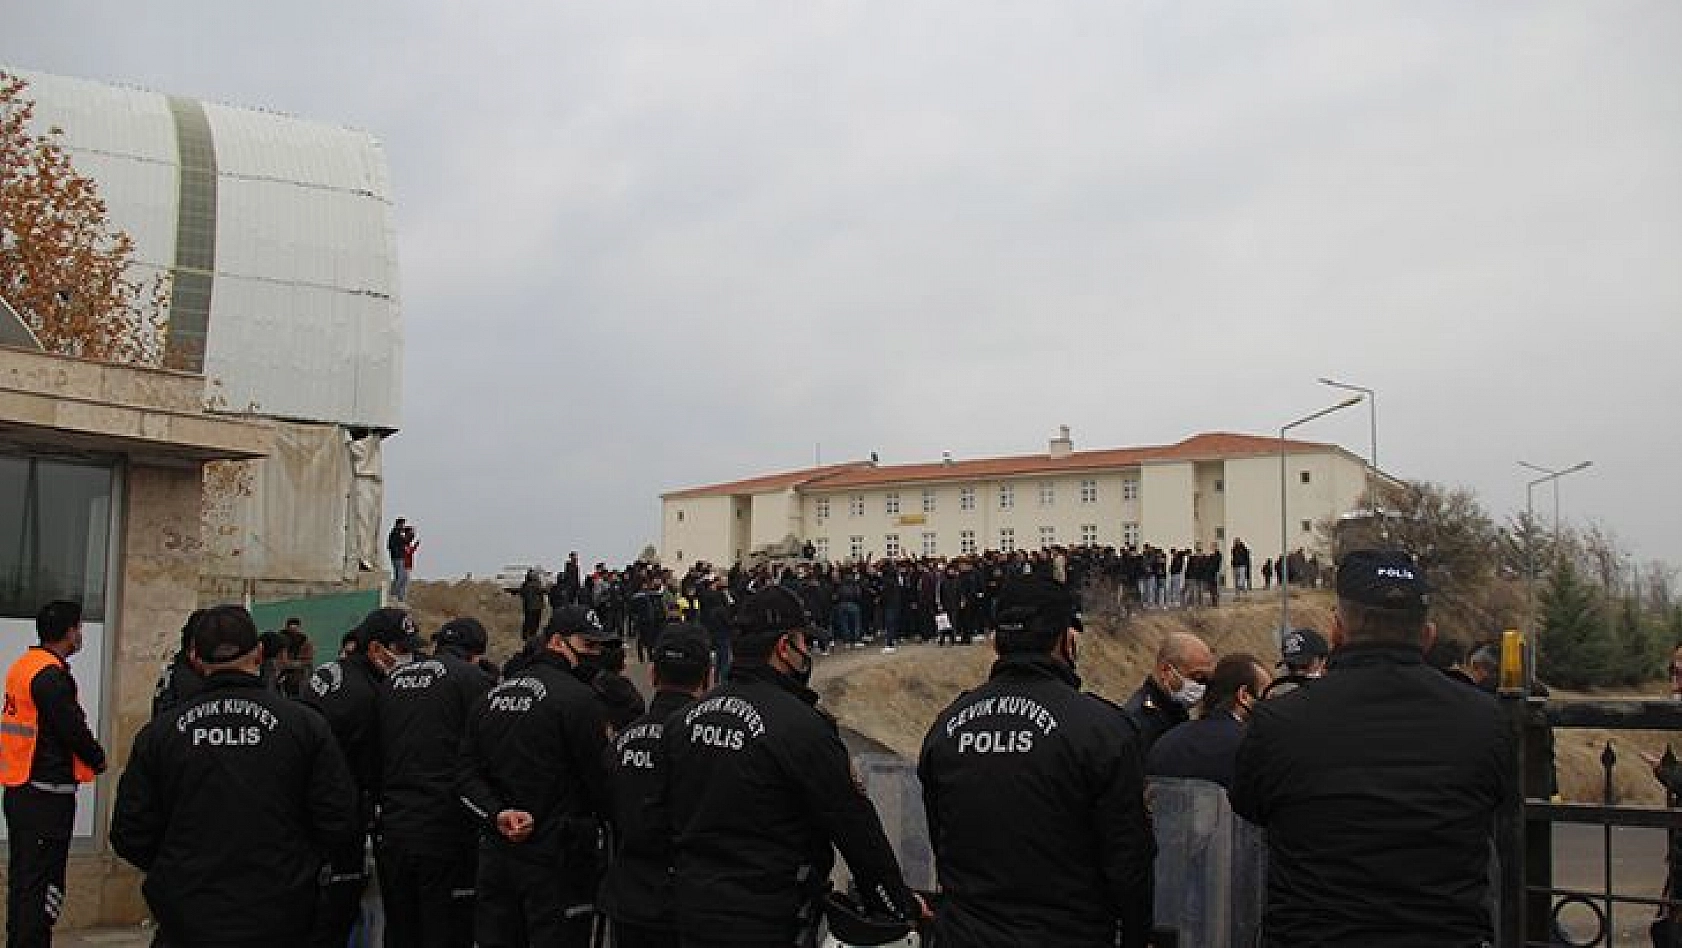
[7,3,1680,578]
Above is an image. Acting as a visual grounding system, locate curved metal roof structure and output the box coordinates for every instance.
[9,67,401,432]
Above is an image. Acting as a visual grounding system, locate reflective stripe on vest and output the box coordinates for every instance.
[1,649,96,787]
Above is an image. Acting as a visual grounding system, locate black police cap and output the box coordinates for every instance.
[1336,549,1430,613]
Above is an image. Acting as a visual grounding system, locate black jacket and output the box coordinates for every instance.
[457,649,611,869]
[151,651,207,720]
[379,647,495,852]
[112,672,359,947]
[600,689,690,930]
[14,648,105,786]
[1122,676,1189,754]
[663,664,917,942]
[918,654,1155,948]
[301,653,387,797]
[1230,642,1513,947]
[1144,713,1245,790]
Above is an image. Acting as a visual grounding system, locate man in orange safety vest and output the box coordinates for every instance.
[1,600,106,948]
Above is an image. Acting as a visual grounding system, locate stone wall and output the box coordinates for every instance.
[58,461,204,929]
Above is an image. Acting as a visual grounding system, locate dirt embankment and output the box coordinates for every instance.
[820,593,1332,760]
[818,592,1676,805]
[405,578,528,658]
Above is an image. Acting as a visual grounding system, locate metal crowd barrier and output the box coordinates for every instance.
[850,753,1268,948]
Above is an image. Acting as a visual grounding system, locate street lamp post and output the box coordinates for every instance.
[1280,395,1365,638]
[1520,459,1592,684]
[1319,377,1378,513]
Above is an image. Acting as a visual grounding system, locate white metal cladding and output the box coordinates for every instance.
[12,70,180,279]
[8,67,401,431]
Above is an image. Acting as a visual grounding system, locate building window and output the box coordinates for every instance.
[814,538,829,560]
[677,550,683,561]
[998,484,1015,510]
[1039,526,1056,548]
[884,534,901,558]
[1080,479,1097,504]
[922,532,938,557]
[1039,482,1055,507]
[815,498,829,522]
[999,527,1016,553]
[850,495,865,517]
[676,509,685,522]
[1215,479,1225,493]
[922,489,937,513]
[1300,520,1312,533]
[1122,522,1140,546]
[1123,479,1139,501]
[1080,524,1098,545]
[885,492,900,516]
[959,487,975,511]
[850,536,866,560]
[960,529,977,555]
[1300,471,1311,484]
[1215,527,1226,541]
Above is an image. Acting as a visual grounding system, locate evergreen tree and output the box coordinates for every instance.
[1537,562,1609,689]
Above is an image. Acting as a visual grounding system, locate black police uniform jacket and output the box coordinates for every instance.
[302,652,387,799]
[1229,642,1513,948]
[599,688,689,931]
[1122,675,1189,755]
[379,646,495,852]
[919,654,1155,948]
[457,649,611,870]
[663,663,918,942]
[111,671,359,947]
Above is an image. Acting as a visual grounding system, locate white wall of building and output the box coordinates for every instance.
[16,68,402,432]
[1140,462,1196,550]
[661,447,1371,567]
[661,495,734,568]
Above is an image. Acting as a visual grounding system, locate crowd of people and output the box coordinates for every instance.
[0,539,1649,948]
[509,540,1336,682]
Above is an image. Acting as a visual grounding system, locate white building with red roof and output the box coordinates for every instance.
[661,429,1377,569]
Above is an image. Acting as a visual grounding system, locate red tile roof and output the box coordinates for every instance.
[661,461,876,500]
[665,433,1341,498]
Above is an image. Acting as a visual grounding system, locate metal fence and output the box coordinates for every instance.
[1498,695,1682,948]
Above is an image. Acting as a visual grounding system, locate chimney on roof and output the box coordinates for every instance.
[942,451,953,466]
[1049,425,1073,459]
[869,452,879,466]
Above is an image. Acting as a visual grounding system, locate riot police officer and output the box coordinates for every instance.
[600,623,713,948]
[301,606,420,948]
[112,605,358,948]
[377,616,496,948]
[663,586,922,948]
[918,575,1155,948]
[458,604,616,947]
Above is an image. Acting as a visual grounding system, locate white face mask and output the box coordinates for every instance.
[1173,678,1206,708]
[1169,666,1206,707]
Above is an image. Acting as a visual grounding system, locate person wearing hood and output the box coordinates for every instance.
[918,576,1155,948]
[1122,632,1215,754]
[662,586,924,948]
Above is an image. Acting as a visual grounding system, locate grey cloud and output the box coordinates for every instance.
[6,1,1680,574]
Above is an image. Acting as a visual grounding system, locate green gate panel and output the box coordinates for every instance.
[250,589,381,671]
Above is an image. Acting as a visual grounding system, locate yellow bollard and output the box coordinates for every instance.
[1499,628,1525,693]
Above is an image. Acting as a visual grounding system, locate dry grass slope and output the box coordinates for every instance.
[820,590,1674,804]
[821,593,1334,760]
